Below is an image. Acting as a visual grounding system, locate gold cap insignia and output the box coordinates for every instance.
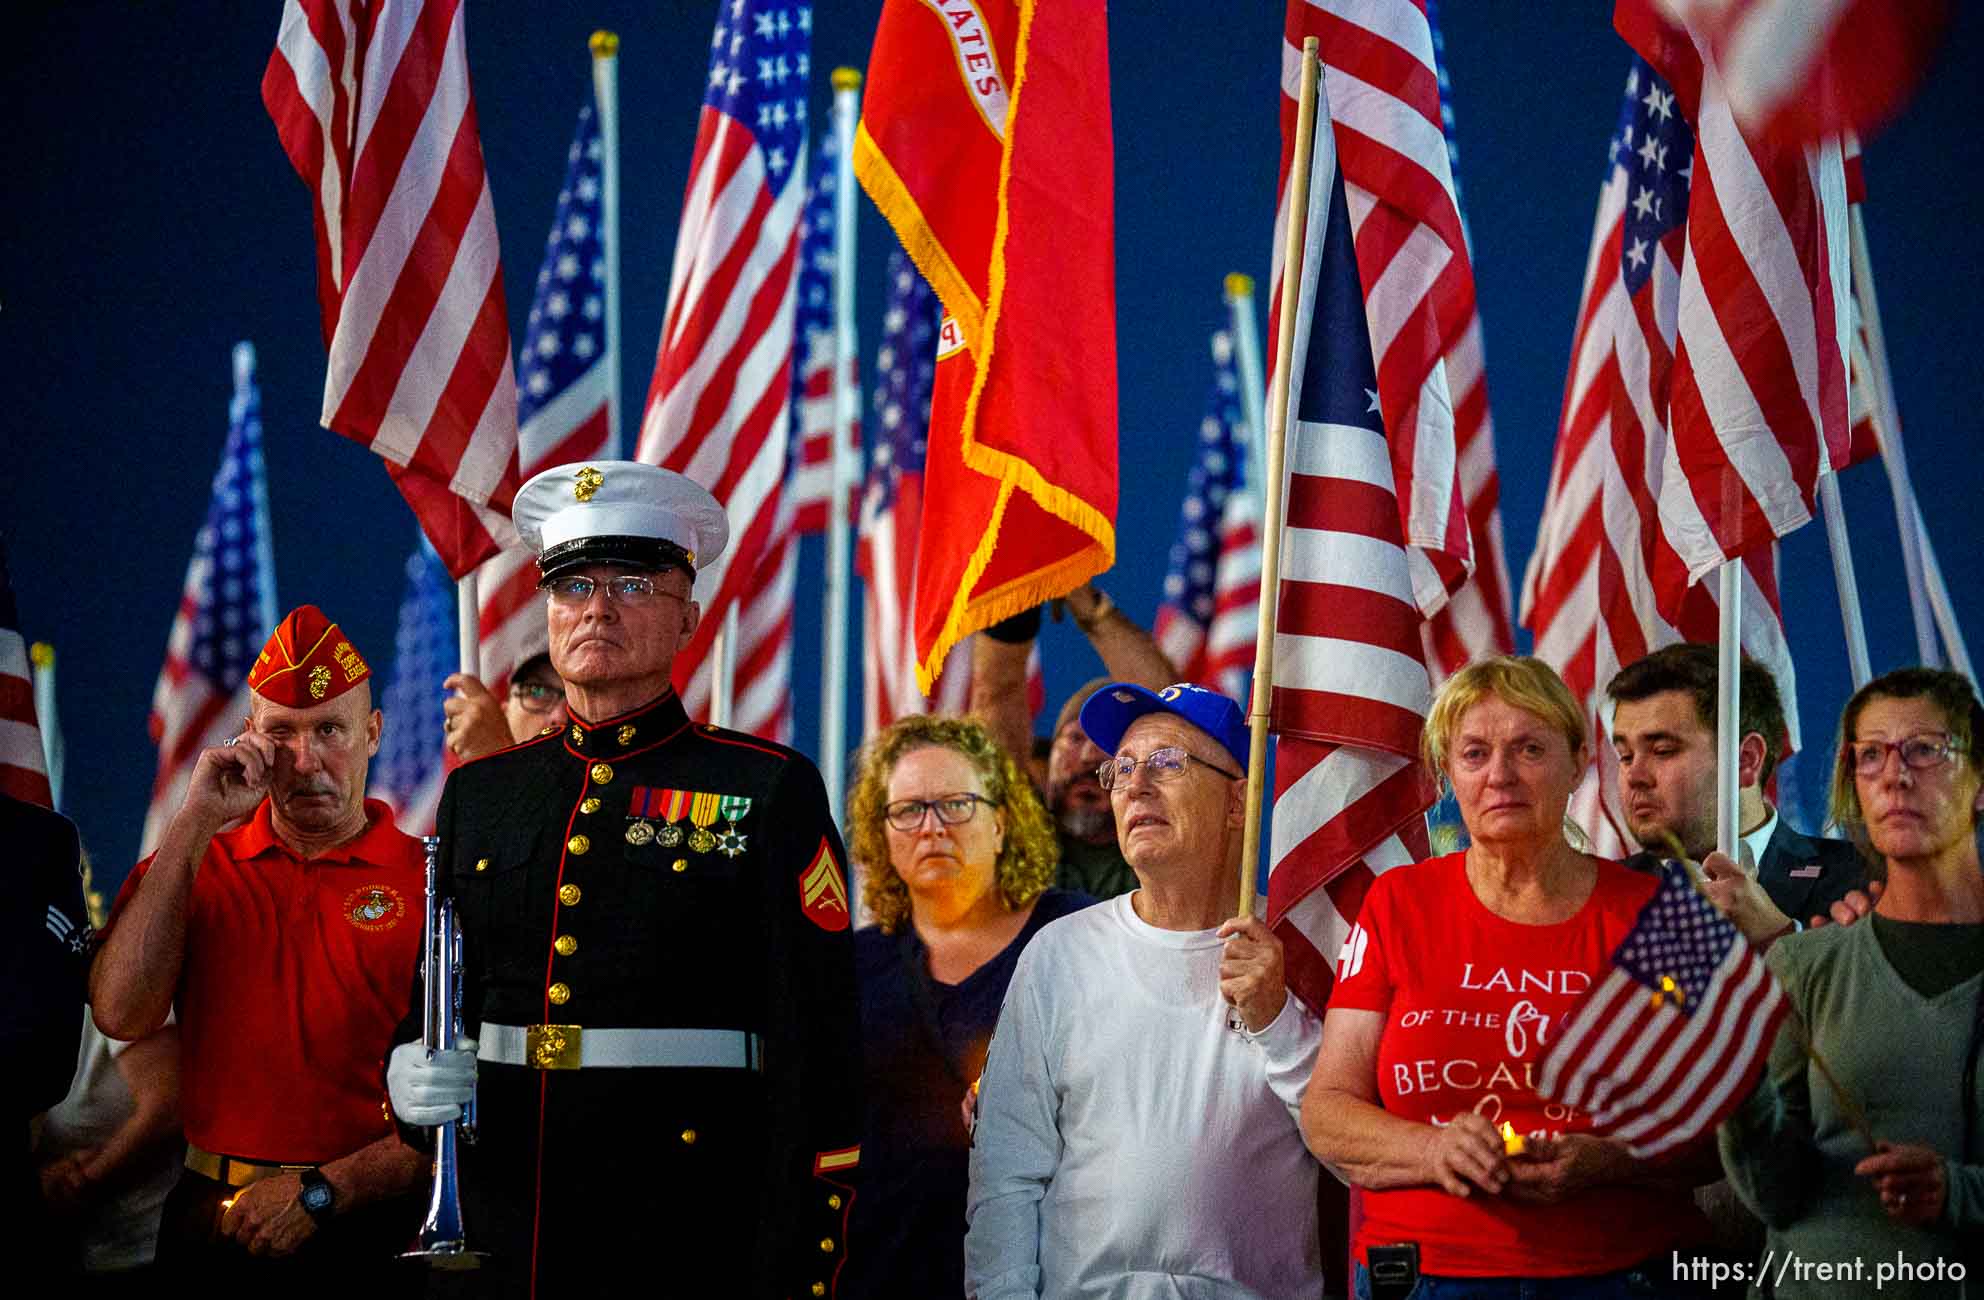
[574,465,604,502]
[308,665,332,699]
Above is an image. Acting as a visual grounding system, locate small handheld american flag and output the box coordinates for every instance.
[1538,861,1789,1158]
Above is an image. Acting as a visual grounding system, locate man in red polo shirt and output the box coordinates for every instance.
[91,605,425,1289]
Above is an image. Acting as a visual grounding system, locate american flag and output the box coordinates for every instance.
[787,128,860,535]
[142,344,278,853]
[1416,0,1515,682]
[263,0,522,578]
[1519,58,1802,855]
[636,0,812,725]
[1272,0,1481,632]
[1203,490,1263,710]
[1153,331,1251,699]
[712,130,859,746]
[858,247,968,736]
[1649,0,1950,147]
[374,538,454,834]
[1539,862,1789,1158]
[1264,95,1437,1015]
[475,101,613,696]
[0,541,52,807]
[1613,3,1850,608]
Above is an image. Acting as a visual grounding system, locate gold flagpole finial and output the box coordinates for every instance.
[1224,272,1254,300]
[590,30,620,58]
[832,67,863,92]
[30,641,54,668]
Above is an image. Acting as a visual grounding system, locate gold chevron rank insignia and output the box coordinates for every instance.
[797,840,850,932]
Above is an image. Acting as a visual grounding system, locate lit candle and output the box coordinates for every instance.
[1500,1121,1526,1156]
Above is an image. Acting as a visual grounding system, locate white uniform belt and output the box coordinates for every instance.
[477,1022,762,1071]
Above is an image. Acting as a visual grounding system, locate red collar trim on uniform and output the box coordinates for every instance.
[224,797,406,865]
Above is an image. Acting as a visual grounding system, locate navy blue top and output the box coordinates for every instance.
[842,887,1093,1298]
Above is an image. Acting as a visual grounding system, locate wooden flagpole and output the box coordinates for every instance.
[1238,37,1320,918]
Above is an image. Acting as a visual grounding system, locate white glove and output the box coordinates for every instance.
[388,1038,478,1126]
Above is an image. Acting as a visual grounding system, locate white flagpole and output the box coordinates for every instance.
[820,67,861,815]
[1239,38,1322,918]
[1817,476,1871,688]
[30,642,62,812]
[1715,562,1741,860]
[711,604,738,728]
[456,574,479,678]
[235,341,279,641]
[591,32,623,458]
[1225,272,1268,499]
[1848,205,1939,666]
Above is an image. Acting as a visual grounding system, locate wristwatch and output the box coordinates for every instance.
[296,1167,336,1225]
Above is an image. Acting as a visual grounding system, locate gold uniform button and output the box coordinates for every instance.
[547,982,571,1005]
[812,1286,827,1298]
[567,834,591,855]
[580,797,602,814]
[680,1128,697,1146]
[554,934,578,957]
[819,1237,836,1254]
[671,858,688,874]
[474,858,489,873]
[558,883,582,906]
[827,1194,842,1210]
[590,763,614,785]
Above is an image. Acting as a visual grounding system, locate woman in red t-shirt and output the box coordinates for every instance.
[1301,656,1710,1299]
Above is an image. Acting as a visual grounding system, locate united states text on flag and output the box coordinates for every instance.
[374,538,454,834]
[1650,0,1950,147]
[476,101,614,694]
[143,345,278,853]
[856,0,1117,693]
[1154,331,1251,698]
[1612,0,1850,606]
[1539,862,1788,1158]
[1265,94,1437,1015]
[263,0,521,577]
[636,0,812,723]
[1272,0,1481,625]
[1518,58,1800,855]
[0,541,52,807]
[787,128,860,535]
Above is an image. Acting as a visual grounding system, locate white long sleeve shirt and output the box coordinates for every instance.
[965,894,1323,1300]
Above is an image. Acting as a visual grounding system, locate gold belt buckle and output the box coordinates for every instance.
[526,1023,583,1070]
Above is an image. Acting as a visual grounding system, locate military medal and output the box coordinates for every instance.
[687,791,722,854]
[716,794,752,858]
[655,788,692,848]
[626,819,655,845]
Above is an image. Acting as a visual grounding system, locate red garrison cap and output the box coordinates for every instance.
[246,605,371,706]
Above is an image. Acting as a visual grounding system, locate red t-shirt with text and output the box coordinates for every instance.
[1329,851,1703,1277]
[104,798,423,1163]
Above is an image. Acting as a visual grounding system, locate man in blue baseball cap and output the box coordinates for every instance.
[966,682,1325,1297]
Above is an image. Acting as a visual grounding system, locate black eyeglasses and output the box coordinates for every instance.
[883,792,993,832]
[540,574,684,606]
[1845,732,1965,777]
[1096,746,1241,791]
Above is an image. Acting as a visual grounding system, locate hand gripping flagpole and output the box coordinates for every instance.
[1238,38,1321,919]
[591,31,623,458]
[821,67,862,816]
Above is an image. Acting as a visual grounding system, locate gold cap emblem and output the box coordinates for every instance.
[573,465,604,502]
[308,665,332,699]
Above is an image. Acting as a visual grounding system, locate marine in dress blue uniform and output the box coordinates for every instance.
[396,462,861,1298]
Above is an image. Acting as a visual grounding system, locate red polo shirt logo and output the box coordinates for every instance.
[344,883,406,932]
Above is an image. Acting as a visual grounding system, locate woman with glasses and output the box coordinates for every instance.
[1719,668,1984,1296]
[841,714,1090,1299]
[1302,656,1708,1298]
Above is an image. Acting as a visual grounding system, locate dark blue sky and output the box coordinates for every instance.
[8,3,1978,891]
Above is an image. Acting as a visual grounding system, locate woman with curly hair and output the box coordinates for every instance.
[841,714,1091,1299]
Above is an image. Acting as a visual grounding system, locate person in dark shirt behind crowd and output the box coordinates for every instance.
[842,714,1089,1298]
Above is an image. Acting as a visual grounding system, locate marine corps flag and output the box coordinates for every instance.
[854,0,1118,693]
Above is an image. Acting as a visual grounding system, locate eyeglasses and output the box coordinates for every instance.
[1096,746,1241,791]
[509,680,566,714]
[540,574,684,607]
[1844,732,1965,777]
[883,792,994,832]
